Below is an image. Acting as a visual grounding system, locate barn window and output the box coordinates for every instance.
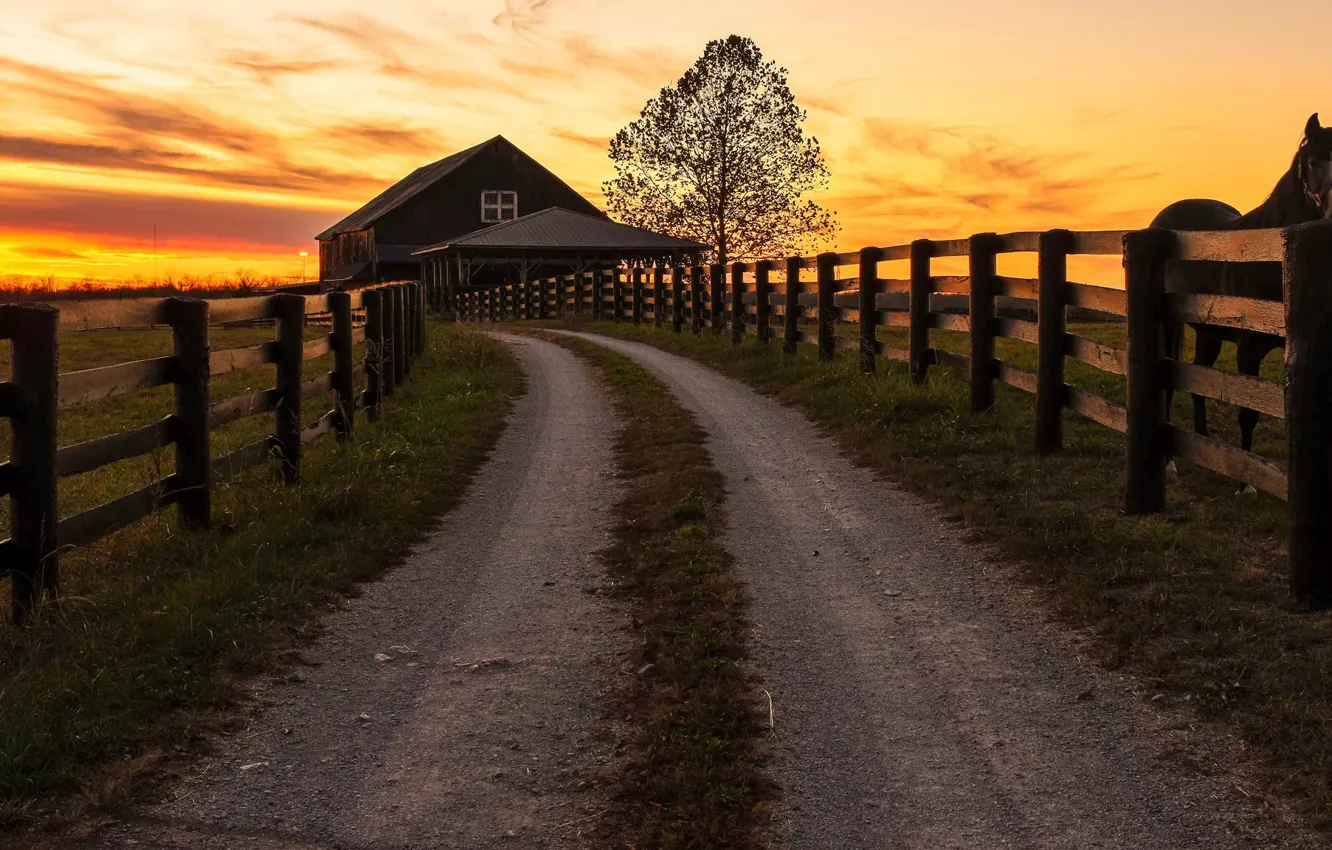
[481,190,518,222]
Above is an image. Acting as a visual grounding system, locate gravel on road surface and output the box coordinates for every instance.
[560,331,1315,850]
[80,334,628,850]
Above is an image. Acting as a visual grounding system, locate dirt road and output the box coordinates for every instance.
[560,331,1311,850]
[82,334,627,850]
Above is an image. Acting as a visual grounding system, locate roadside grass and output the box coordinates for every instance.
[531,316,1332,827]
[537,332,773,849]
[0,324,520,826]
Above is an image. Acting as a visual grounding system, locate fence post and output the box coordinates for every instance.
[672,266,685,333]
[612,271,623,323]
[653,266,666,328]
[381,286,397,396]
[969,233,1000,412]
[165,297,210,530]
[859,246,883,373]
[756,260,772,344]
[909,239,933,384]
[363,289,384,421]
[330,291,355,439]
[817,252,837,362]
[406,283,418,370]
[5,304,58,622]
[1036,230,1073,454]
[417,281,426,356]
[393,285,407,388]
[1123,228,1173,515]
[784,257,801,355]
[691,266,705,335]
[269,294,305,484]
[730,262,746,344]
[402,284,415,376]
[710,264,725,335]
[632,267,644,326]
[1283,219,1332,608]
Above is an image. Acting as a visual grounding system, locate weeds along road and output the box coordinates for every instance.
[557,331,1316,850]
[80,335,628,850]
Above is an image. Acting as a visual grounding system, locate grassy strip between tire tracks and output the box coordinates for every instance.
[536,332,774,850]
[0,323,521,835]
[535,317,1332,830]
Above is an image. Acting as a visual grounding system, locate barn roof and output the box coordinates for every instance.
[316,135,508,241]
[413,207,708,256]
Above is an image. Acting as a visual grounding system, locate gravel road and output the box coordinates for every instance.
[81,334,628,850]
[559,331,1314,850]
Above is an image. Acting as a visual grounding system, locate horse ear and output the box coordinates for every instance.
[1307,113,1322,137]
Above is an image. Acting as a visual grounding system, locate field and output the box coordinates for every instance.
[542,315,1332,824]
[0,322,521,816]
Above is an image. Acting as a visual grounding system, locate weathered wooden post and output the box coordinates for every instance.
[969,233,1000,412]
[383,286,398,396]
[1036,230,1073,454]
[784,257,801,355]
[165,297,210,529]
[730,262,746,344]
[632,267,644,326]
[858,247,883,373]
[909,239,933,384]
[4,303,59,622]
[393,285,407,387]
[650,265,664,328]
[710,264,725,335]
[1283,219,1332,608]
[691,266,706,335]
[404,282,417,370]
[612,271,624,323]
[402,283,415,376]
[330,291,355,439]
[1123,228,1173,515]
[269,294,305,484]
[363,288,384,420]
[672,266,685,333]
[416,281,426,355]
[817,252,837,362]
[755,260,773,344]
[537,277,547,321]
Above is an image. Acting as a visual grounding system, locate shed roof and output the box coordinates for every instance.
[413,207,708,256]
[315,136,494,241]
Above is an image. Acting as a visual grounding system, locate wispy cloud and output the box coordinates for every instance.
[493,0,565,36]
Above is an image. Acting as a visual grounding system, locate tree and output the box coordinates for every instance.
[603,35,838,266]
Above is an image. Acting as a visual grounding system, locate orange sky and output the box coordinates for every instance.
[1,0,1329,285]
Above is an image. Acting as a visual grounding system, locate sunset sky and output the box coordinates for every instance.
[2,0,1329,284]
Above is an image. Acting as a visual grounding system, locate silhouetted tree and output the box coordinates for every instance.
[604,35,838,265]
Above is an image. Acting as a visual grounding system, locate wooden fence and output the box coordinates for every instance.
[1,281,429,623]
[451,221,1332,609]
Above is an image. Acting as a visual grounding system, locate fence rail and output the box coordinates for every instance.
[452,221,1332,609]
[1,280,431,623]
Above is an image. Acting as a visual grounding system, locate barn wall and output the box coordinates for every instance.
[318,228,375,279]
[374,141,602,247]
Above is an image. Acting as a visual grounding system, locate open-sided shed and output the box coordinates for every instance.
[413,206,708,298]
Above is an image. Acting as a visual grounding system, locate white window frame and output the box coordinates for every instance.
[481,190,518,223]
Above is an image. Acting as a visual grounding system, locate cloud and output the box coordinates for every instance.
[550,128,608,152]
[225,51,348,85]
[0,184,336,250]
[847,117,1156,231]
[493,0,566,35]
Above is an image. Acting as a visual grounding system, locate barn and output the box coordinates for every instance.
[315,135,602,284]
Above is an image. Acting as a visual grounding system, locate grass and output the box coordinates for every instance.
[0,322,521,827]
[531,315,1332,829]
[537,332,773,849]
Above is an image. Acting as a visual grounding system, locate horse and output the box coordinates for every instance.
[1150,113,1332,490]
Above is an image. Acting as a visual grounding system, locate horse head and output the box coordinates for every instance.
[1300,113,1332,219]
